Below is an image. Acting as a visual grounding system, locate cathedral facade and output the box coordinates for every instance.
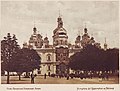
[23,15,106,75]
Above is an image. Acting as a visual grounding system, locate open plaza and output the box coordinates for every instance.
[1,75,118,84]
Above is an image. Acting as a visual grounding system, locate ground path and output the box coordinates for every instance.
[1,75,119,84]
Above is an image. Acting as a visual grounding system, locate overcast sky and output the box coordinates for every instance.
[1,1,119,48]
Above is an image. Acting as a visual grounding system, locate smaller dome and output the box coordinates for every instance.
[33,27,37,30]
[23,42,27,46]
[91,37,94,40]
[84,28,88,33]
[76,35,81,40]
[44,37,48,40]
[33,27,37,34]
[104,43,107,46]
[77,35,81,38]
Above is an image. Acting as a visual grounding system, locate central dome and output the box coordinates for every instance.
[53,16,68,46]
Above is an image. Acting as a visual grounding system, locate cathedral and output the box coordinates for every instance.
[23,15,107,75]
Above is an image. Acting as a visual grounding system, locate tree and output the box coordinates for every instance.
[105,48,119,71]
[1,33,41,82]
[69,44,102,71]
[1,33,20,84]
[69,44,119,73]
[11,48,41,80]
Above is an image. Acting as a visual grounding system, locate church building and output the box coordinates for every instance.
[23,14,107,75]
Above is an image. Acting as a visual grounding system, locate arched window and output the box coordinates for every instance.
[47,54,51,61]
[48,65,51,71]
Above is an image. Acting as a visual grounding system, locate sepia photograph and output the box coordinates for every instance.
[0,0,119,86]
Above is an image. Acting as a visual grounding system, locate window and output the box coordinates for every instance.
[59,32,65,35]
[35,41,37,46]
[60,40,63,45]
[47,54,51,61]
[48,56,50,60]
[48,65,50,71]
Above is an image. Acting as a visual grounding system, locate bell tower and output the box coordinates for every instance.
[53,11,68,47]
[53,11,69,75]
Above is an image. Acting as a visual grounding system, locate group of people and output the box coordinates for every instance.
[51,71,110,81]
[30,71,110,83]
[99,72,109,80]
[72,71,109,80]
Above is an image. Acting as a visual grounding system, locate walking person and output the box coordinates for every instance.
[106,73,109,80]
[44,73,47,79]
[80,72,84,80]
[98,73,102,82]
[105,72,109,80]
[102,72,105,81]
[66,74,69,80]
[31,73,35,84]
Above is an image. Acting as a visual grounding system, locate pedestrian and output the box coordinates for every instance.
[90,72,93,79]
[70,73,74,79]
[67,74,69,80]
[80,72,84,80]
[31,74,35,84]
[106,73,109,80]
[34,74,37,77]
[59,74,62,78]
[102,72,105,80]
[44,73,47,79]
[56,74,58,78]
[105,72,109,80]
